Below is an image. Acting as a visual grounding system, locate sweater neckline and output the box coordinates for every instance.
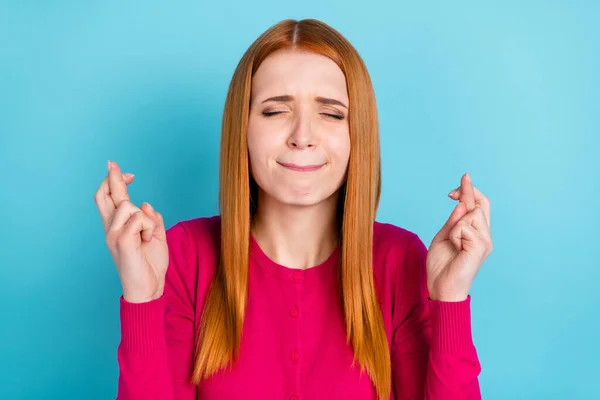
[249,234,339,282]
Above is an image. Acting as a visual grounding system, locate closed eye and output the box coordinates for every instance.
[262,111,344,120]
[262,111,284,117]
[325,113,345,120]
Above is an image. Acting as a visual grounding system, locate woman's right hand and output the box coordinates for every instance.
[94,160,169,303]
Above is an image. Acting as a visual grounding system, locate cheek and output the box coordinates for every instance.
[247,118,268,164]
[328,132,351,166]
[247,125,279,180]
[248,135,274,165]
[247,116,290,164]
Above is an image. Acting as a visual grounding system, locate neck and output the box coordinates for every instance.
[251,192,340,270]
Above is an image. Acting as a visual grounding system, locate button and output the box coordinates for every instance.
[290,349,300,362]
[289,395,299,400]
[292,270,303,281]
[289,306,299,318]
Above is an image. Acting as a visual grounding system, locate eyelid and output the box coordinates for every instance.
[323,106,345,115]
[323,113,344,120]
[322,107,345,119]
[262,110,286,116]
[261,108,345,119]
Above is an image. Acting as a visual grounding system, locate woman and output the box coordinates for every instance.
[95,19,492,400]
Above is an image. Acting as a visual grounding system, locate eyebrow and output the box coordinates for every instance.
[261,95,348,109]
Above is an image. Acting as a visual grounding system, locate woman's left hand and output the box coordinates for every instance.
[426,173,493,302]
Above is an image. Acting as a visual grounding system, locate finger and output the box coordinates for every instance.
[457,207,491,240]
[447,185,490,228]
[449,219,480,253]
[107,200,145,237]
[123,173,135,182]
[120,210,157,246]
[153,211,166,241]
[95,172,136,231]
[460,173,476,211]
[108,201,158,243]
[431,202,468,244]
[141,202,166,241]
[108,161,130,208]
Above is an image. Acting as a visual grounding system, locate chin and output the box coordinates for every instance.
[279,196,325,207]
[272,185,340,207]
[252,172,346,209]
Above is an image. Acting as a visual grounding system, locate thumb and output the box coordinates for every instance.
[432,202,467,244]
[142,202,166,241]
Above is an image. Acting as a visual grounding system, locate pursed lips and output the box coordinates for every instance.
[277,161,325,172]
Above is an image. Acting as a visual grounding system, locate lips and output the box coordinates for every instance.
[277,162,324,172]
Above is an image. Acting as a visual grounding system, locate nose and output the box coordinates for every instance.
[287,113,317,149]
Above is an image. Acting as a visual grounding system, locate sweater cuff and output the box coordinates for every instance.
[119,294,166,353]
[428,294,474,354]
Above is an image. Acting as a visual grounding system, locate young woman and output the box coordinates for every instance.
[95,19,492,400]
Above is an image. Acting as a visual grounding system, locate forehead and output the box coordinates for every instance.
[251,49,348,101]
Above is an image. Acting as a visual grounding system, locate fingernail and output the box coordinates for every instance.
[448,188,458,196]
[145,202,155,214]
[465,172,471,181]
[124,173,135,179]
[107,160,112,171]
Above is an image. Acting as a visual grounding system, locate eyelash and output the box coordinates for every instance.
[262,111,345,120]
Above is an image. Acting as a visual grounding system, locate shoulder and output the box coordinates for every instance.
[373,220,427,258]
[170,215,220,242]
[164,215,221,295]
[165,214,221,269]
[372,221,429,294]
[166,215,220,247]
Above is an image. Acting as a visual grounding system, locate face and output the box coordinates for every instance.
[247,49,351,208]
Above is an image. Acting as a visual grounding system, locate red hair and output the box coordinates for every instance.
[192,19,388,400]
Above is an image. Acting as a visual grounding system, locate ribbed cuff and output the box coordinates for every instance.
[428,294,474,354]
[119,294,166,354]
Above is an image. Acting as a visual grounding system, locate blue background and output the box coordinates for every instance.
[1,1,598,398]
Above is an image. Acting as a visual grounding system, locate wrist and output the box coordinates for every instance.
[122,290,163,304]
[429,291,469,302]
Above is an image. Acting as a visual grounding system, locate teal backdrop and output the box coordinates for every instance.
[1,1,598,398]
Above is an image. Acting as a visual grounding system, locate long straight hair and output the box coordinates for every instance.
[191,19,388,400]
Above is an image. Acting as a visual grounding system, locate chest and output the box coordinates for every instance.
[196,268,379,400]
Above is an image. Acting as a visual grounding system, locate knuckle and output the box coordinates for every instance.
[117,222,137,247]
[480,238,491,251]
[114,194,130,204]
[147,216,156,229]
[449,224,460,236]
[132,210,144,220]
[117,200,137,213]
[94,189,103,203]
[105,230,118,247]
[115,235,127,251]
[116,199,129,209]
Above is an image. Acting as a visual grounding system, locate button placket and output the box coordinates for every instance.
[290,349,300,363]
[288,270,303,399]
[291,270,303,282]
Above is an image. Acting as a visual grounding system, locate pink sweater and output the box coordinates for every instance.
[116,216,481,399]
